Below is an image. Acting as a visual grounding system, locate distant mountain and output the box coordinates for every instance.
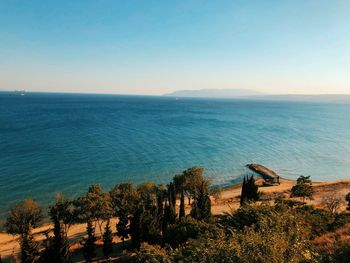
[164,89,265,98]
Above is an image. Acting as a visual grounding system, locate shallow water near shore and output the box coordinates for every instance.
[1,92,350,218]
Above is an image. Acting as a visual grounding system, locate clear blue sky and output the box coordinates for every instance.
[0,0,349,95]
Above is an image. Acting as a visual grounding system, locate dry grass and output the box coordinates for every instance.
[312,224,350,256]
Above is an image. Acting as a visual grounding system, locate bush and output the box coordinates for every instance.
[133,243,172,263]
[174,204,314,263]
[296,206,348,238]
[163,218,219,248]
[220,203,277,230]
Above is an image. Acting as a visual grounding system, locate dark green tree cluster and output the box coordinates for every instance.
[83,220,96,262]
[290,175,314,202]
[40,194,72,263]
[5,169,350,263]
[4,167,213,261]
[240,175,260,205]
[5,199,43,263]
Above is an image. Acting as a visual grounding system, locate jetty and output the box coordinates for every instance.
[246,163,280,185]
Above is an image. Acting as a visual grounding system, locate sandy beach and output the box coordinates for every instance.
[1,178,350,262]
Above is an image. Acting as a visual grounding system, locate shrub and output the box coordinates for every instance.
[133,243,172,263]
[163,218,219,248]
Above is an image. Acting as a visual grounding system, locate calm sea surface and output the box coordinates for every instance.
[1,92,350,218]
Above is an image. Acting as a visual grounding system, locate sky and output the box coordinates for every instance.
[0,0,350,95]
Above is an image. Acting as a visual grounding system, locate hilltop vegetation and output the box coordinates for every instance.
[1,167,350,263]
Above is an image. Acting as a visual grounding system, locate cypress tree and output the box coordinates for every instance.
[167,183,177,224]
[162,201,170,233]
[51,217,71,263]
[247,176,259,201]
[240,176,247,206]
[117,211,129,247]
[190,181,211,220]
[130,207,142,248]
[21,230,39,263]
[179,191,185,221]
[103,220,113,258]
[83,221,96,262]
[46,196,72,263]
[241,175,259,205]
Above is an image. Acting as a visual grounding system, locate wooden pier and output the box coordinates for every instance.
[246,163,280,185]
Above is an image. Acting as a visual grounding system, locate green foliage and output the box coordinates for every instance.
[173,231,240,263]
[163,218,220,248]
[176,204,313,263]
[83,221,96,262]
[296,205,347,238]
[221,203,277,230]
[290,175,314,202]
[49,193,75,234]
[44,194,72,263]
[190,180,211,220]
[166,183,177,225]
[5,199,43,237]
[21,231,40,263]
[110,183,139,216]
[163,218,201,247]
[102,220,113,257]
[133,243,172,263]
[75,184,113,236]
[117,211,130,245]
[130,204,162,248]
[240,175,260,206]
[274,196,304,209]
[183,167,205,204]
[173,174,186,220]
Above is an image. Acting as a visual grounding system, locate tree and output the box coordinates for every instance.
[47,194,72,263]
[102,220,113,258]
[5,199,43,238]
[21,231,40,263]
[76,185,113,236]
[240,175,259,205]
[110,183,138,216]
[50,193,76,234]
[117,211,129,247]
[5,199,42,263]
[190,180,211,220]
[345,192,350,211]
[240,176,247,206]
[173,174,186,220]
[167,183,177,224]
[183,167,205,205]
[130,207,142,248]
[290,175,314,202]
[322,193,344,214]
[83,221,96,262]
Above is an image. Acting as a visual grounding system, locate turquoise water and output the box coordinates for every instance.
[1,92,350,218]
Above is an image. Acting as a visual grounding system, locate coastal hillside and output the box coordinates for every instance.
[164,88,265,98]
[1,166,350,263]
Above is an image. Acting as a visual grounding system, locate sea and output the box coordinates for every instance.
[1,92,350,219]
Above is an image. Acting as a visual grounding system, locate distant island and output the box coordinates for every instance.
[164,88,265,98]
[164,89,350,103]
